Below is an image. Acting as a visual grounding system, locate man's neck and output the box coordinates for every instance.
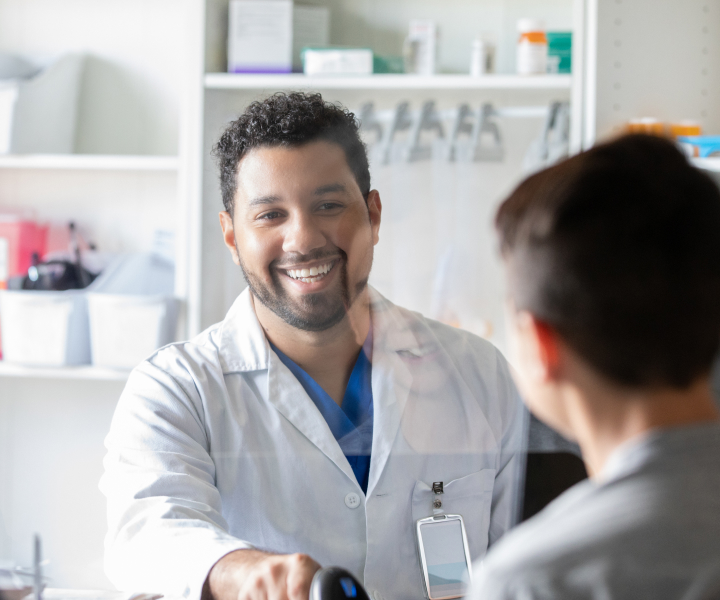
[252,291,372,406]
[564,371,720,478]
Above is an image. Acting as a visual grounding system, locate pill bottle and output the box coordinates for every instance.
[626,118,665,136]
[470,37,495,76]
[516,19,547,75]
[669,121,702,138]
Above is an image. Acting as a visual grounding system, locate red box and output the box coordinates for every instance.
[0,216,48,280]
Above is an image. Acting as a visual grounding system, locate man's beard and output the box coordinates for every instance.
[237,247,368,332]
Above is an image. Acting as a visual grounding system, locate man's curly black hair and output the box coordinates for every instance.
[213,92,371,216]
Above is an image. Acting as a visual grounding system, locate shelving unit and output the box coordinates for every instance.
[194,0,582,334]
[0,362,130,381]
[204,73,573,91]
[0,154,179,171]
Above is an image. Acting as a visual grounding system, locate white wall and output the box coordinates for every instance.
[0,378,125,589]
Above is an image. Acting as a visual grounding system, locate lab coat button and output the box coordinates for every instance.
[344,492,361,508]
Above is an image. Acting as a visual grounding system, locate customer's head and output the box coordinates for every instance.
[213,92,371,218]
[497,134,720,419]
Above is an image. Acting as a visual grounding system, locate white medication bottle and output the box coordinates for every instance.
[470,37,495,76]
[516,19,547,75]
[404,20,438,75]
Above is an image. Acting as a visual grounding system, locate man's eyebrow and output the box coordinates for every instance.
[314,183,346,195]
[247,195,282,207]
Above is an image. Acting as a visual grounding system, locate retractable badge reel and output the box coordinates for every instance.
[415,482,473,600]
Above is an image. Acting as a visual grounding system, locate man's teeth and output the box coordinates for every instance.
[286,262,333,281]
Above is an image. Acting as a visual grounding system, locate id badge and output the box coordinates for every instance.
[416,514,473,600]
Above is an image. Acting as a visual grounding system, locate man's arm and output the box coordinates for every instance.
[203,550,320,600]
[101,355,320,600]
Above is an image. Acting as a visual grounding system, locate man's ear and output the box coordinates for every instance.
[219,211,241,266]
[514,310,562,383]
[366,190,382,246]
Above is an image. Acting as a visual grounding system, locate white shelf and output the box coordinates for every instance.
[0,154,179,171]
[205,73,573,91]
[692,157,720,173]
[0,362,130,381]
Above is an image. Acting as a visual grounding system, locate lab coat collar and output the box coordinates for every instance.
[216,286,430,494]
[217,287,427,375]
[217,288,270,374]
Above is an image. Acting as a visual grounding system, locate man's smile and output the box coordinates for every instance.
[284,260,335,282]
[279,259,339,284]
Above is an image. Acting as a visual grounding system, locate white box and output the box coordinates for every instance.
[0,290,90,366]
[0,54,84,154]
[292,5,330,72]
[302,48,373,76]
[87,293,178,370]
[228,0,292,74]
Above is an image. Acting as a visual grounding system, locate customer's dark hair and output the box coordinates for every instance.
[497,134,720,388]
[213,92,370,216]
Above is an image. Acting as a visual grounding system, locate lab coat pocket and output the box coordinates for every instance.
[411,469,496,562]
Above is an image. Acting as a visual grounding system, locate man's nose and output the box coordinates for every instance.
[282,212,327,256]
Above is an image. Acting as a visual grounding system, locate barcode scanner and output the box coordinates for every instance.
[310,567,370,600]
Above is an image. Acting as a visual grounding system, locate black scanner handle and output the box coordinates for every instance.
[310,567,370,600]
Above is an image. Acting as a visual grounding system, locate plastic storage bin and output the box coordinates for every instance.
[87,293,178,370]
[0,289,90,366]
[0,53,84,154]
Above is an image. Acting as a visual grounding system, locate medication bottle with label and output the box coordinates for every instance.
[470,37,495,76]
[516,19,547,75]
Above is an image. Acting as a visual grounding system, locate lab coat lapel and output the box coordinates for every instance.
[366,290,422,496]
[219,289,357,487]
[267,350,358,487]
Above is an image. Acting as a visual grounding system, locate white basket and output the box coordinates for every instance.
[87,293,178,370]
[0,289,91,366]
[0,54,84,154]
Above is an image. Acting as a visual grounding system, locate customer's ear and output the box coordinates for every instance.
[514,311,561,384]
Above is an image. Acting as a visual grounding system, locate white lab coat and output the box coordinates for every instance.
[100,288,525,600]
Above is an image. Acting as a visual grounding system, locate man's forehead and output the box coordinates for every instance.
[233,141,359,203]
[237,140,349,173]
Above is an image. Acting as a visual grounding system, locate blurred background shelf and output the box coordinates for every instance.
[0,362,130,381]
[0,154,179,171]
[204,73,573,91]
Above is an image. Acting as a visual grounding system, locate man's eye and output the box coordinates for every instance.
[259,211,282,220]
[319,202,342,211]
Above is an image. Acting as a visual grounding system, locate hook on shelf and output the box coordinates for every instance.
[405,100,445,162]
[358,99,566,165]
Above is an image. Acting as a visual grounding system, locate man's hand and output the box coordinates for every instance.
[204,549,322,600]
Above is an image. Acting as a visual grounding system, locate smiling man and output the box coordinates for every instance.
[100,93,525,600]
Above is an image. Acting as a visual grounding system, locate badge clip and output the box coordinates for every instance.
[431,481,443,513]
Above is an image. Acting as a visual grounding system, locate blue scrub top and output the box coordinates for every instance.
[271,334,373,493]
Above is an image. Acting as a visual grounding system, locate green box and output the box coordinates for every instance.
[547,32,572,74]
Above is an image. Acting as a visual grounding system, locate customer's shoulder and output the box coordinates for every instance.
[473,483,605,598]
[476,467,720,599]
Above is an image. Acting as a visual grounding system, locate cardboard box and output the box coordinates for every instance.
[228,0,293,73]
[302,47,373,76]
[293,5,330,72]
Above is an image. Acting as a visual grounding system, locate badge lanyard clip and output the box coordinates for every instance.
[431,481,444,515]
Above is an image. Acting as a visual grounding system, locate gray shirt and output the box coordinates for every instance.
[470,422,720,600]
